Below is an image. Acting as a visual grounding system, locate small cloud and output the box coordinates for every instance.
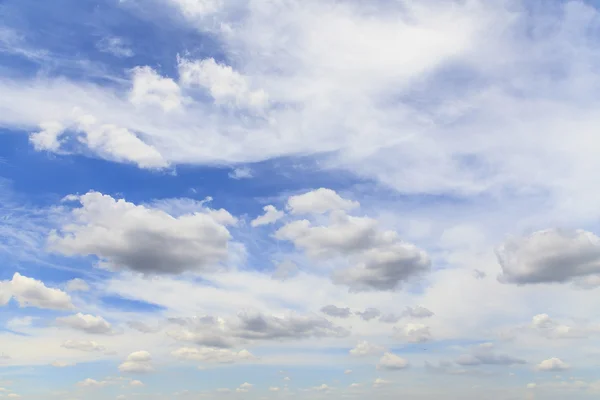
[228,167,253,179]
[97,36,134,58]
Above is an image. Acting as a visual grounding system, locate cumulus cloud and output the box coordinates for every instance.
[61,340,105,352]
[30,111,169,169]
[398,324,432,343]
[0,273,73,310]
[178,57,268,110]
[251,205,284,227]
[129,66,183,112]
[276,203,430,291]
[172,347,255,364]
[48,191,236,275]
[456,343,525,366]
[377,352,409,370]
[349,341,385,357]
[536,358,569,371]
[65,278,90,292]
[530,314,587,339]
[56,313,114,335]
[77,378,111,388]
[355,308,381,321]
[320,305,352,318]
[497,229,600,284]
[232,311,349,340]
[118,351,154,373]
[286,189,359,215]
[228,167,253,180]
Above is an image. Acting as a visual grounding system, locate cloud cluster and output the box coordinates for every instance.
[276,189,430,291]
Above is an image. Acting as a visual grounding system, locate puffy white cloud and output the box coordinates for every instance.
[119,351,154,373]
[456,343,525,366]
[1,273,73,310]
[320,305,351,318]
[276,207,430,291]
[286,189,359,215]
[228,167,253,180]
[49,191,236,275]
[61,339,105,352]
[129,380,144,387]
[171,347,254,364]
[251,205,284,227]
[349,341,385,357]
[30,111,169,169]
[77,378,110,388]
[497,229,600,284]
[65,278,90,292]
[56,313,114,335]
[355,308,381,321]
[377,352,408,370]
[129,66,183,112]
[399,323,432,343]
[178,57,268,110]
[536,358,569,372]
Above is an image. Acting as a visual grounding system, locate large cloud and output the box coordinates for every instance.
[497,229,600,284]
[48,192,237,275]
[1,273,73,310]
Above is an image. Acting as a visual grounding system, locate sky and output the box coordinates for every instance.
[1,0,600,399]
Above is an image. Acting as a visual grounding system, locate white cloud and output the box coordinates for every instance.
[373,378,390,387]
[228,167,253,180]
[61,340,105,352]
[168,0,223,19]
[178,57,268,110]
[6,316,35,330]
[377,352,408,370]
[29,121,64,152]
[129,380,144,387]
[537,358,569,372]
[48,191,236,275]
[276,206,430,291]
[77,378,110,388]
[271,260,298,281]
[399,323,432,343]
[251,205,284,227]
[172,347,254,364]
[129,66,183,112]
[1,273,73,310]
[65,278,90,292]
[349,341,385,357]
[286,188,358,215]
[118,351,154,373]
[56,313,114,335]
[497,229,600,284]
[96,37,134,58]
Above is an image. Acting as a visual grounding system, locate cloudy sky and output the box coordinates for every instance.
[1,0,600,399]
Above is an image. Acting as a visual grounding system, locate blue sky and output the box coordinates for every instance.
[2,0,600,399]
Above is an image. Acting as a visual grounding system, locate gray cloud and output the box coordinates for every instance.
[456,343,525,366]
[49,192,237,275]
[321,305,352,318]
[355,308,381,321]
[497,229,600,284]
